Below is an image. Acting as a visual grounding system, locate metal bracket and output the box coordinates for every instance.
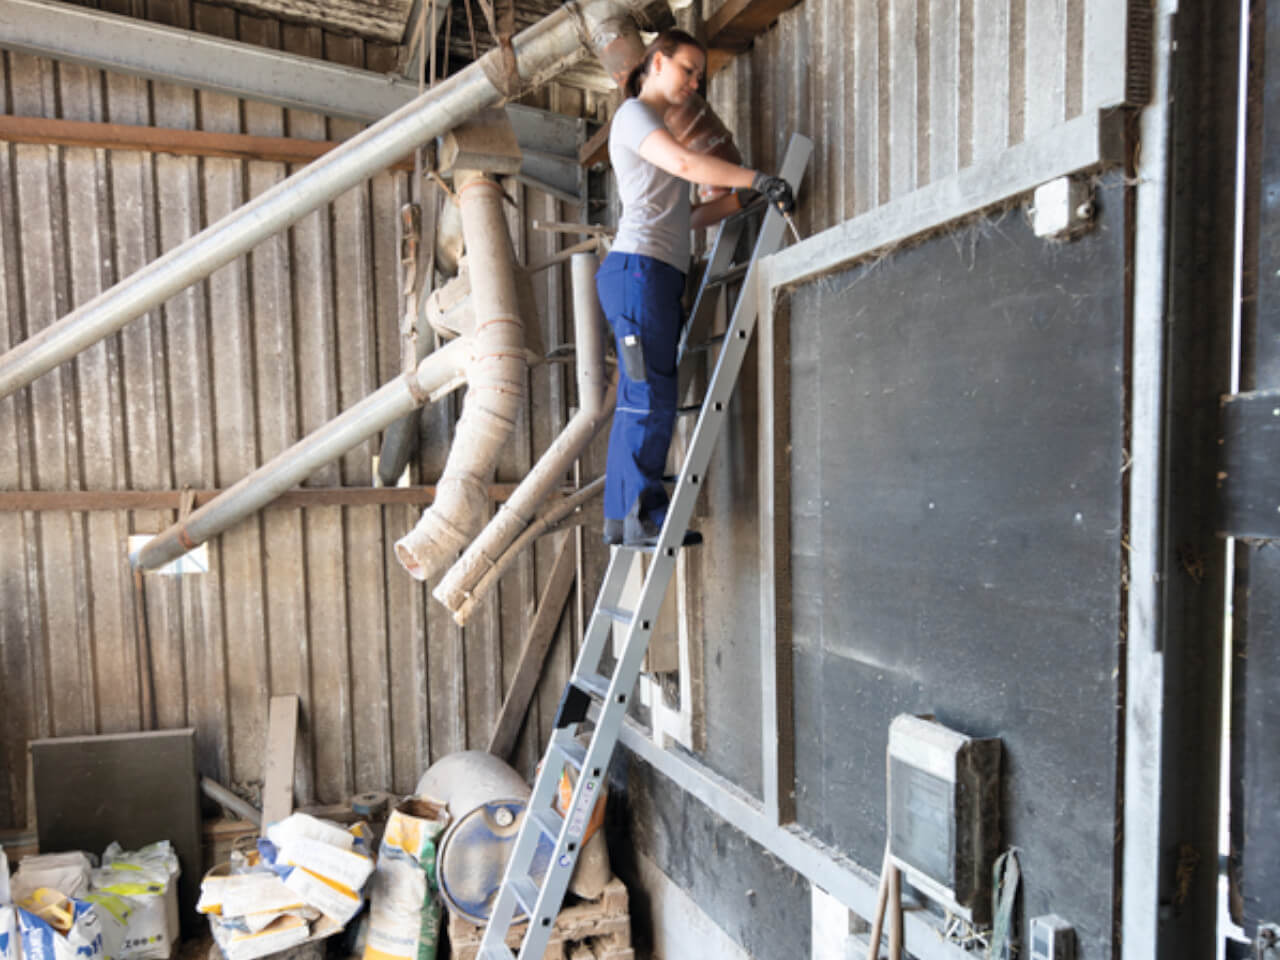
[1029,176,1096,239]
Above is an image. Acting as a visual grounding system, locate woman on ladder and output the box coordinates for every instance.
[599,28,796,547]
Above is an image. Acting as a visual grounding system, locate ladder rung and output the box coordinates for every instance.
[724,197,766,224]
[676,404,701,416]
[597,605,634,626]
[574,672,611,700]
[552,737,587,772]
[530,807,564,841]
[705,262,749,287]
[511,876,541,915]
[686,333,726,354]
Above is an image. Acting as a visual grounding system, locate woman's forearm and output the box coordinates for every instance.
[638,128,756,189]
[690,192,743,230]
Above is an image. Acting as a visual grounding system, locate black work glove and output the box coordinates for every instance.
[751,172,796,214]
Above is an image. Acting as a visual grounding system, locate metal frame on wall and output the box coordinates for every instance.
[621,101,1126,960]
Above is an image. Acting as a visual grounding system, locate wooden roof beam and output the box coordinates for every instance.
[705,0,804,74]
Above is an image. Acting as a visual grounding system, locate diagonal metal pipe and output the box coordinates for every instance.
[0,0,644,401]
[130,339,470,570]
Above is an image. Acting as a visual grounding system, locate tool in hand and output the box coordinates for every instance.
[782,210,802,244]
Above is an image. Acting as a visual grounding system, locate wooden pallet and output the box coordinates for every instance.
[446,877,633,960]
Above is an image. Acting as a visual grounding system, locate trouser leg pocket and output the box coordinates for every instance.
[620,333,646,382]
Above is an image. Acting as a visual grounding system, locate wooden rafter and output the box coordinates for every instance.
[0,115,415,171]
[705,0,804,73]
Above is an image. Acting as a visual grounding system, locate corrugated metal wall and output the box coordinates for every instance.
[0,0,1138,833]
[681,0,1137,794]
[0,0,600,829]
[706,0,1134,236]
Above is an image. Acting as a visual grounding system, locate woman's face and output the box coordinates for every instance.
[651,44,705,105]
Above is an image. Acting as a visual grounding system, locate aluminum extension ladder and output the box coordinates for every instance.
[477,133,812,960]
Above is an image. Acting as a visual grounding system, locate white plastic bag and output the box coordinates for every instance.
[10,854,93,904]
[209,914,309,960]
[91,843,179,960]
[1,846,11,904]
[0,907,19,960]
[17,898,106,960]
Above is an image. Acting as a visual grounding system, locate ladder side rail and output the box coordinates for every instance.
[676,215,744,368]
[479,131,812,960]
[478,550,636,958]
[517,594,671,959]
[656,134,813,561]
[572,548,642,686]
[517,138,815,956]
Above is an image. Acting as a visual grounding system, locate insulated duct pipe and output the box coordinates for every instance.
[394,174,527,582]
[130,339,470,570]
[433,252,611,622]
[0,0,644,401]
[445,417,612,625]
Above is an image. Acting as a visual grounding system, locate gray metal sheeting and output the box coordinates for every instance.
[0,3,596,827]
[688,0,1132,792]
[707,0,1131,237]
[0,0,1134,829]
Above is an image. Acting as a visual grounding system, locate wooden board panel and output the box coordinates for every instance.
[261,695,299,829]
[488,534,576,761]
[888,0,918,199]
[194,5,271,786]
[928,0,960,182]
[11,63,97,739]
[0,52,40,825]
[1024,0,1068,137]
[852,0,882,214]
[972,0,1011,161]
[57,59,141,740]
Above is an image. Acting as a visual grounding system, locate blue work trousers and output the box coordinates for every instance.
[595,251,686,528]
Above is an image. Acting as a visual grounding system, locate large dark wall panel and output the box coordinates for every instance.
[609,755,810,960]
[785,176,1127,956]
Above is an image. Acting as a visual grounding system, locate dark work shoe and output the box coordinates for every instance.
[622,515,702,548]
[603,518,624,546]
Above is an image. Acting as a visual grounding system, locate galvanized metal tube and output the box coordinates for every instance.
[0,0,635,400]
[435,252,610,622]
[130,338,470,570]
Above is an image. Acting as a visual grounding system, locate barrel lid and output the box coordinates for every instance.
[437,799,554,925]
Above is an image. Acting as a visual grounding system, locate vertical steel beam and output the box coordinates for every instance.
[1125,0,1241,956]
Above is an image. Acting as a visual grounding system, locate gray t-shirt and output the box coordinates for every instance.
[609,98,690,272]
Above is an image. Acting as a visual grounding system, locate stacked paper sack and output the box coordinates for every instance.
[198,814,375,960]
[0,842,181,960]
